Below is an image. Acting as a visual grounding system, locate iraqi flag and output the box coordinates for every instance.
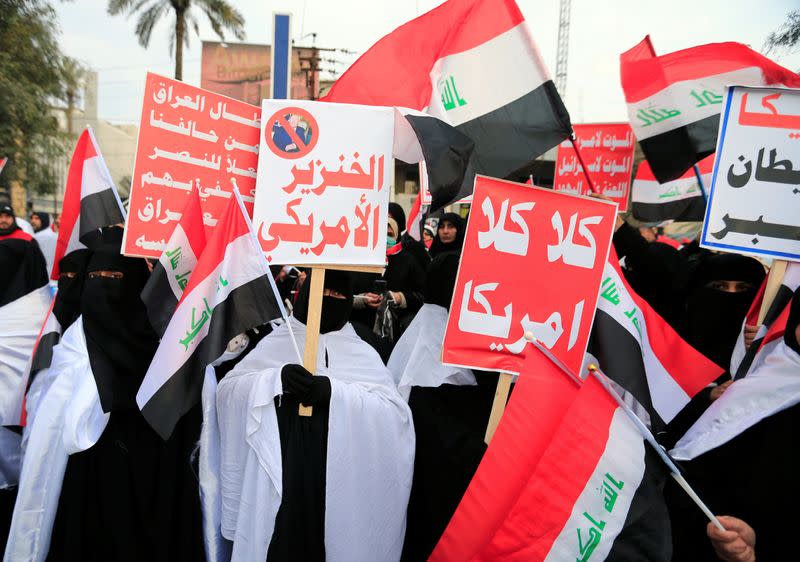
[620,38,800,183]
[631,154,713,223]
[730,262,800,379]
[672,291,800,461]
[51,127,126,278]
[0,286,51,427]
[140,188,207,337]
[431,350,671,561]
[137,190,286,439]
[4,303,59,427]
[588,250,723,432]
[323,0,571,209]
[405,191,424,242]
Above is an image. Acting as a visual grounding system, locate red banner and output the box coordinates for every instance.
[553,123,634,212]
[123,73,260,258]
[442,176,617,375]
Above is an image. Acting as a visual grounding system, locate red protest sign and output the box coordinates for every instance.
[554,123,634,211]
[442,176,617,375]
[123,73,261,258]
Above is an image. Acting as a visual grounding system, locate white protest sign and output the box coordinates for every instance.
[253,100,393,266]
[701,86,800,261]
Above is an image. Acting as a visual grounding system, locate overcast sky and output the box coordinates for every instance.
[54,0,800,124]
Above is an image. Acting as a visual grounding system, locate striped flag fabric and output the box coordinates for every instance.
[0,286,51,427]
[671,295,800,461]
[620,38,800,183]
[431,349,672,561]
[323,0,571,209]
[51,127,126,278]
[136,190,286,439]
[4,304,58,428]
[588,250,723,431]
[405,191,424,242]
[140,188,207,336]
[730,262,800,379]
[631,154,713,223]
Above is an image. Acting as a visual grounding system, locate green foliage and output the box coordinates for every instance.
[0,0,70,195]
[765,10,800,56]
[107,0,245,80]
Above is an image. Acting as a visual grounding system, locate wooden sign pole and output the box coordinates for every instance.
[757,260,788,326]
[299,267,326,417]
[484,372,513,444]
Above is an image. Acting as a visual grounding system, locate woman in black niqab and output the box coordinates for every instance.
[47,227,204,562]
[684,253,765,368]
[428,212,466,257]
[266,269,354,562]
[401,252,498,562]
[51,249,91,330]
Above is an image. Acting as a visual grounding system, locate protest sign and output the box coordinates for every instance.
[442,175,617,377]
[554,124,634,211]
[252,99,393,266]
[701,86,800,261]
[123,73,260,258]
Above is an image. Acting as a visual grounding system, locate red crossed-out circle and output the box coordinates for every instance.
[264,107,319,159]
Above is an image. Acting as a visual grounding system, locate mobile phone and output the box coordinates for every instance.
[373,279,388,293]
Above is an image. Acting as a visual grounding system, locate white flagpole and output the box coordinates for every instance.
[232,187,303,363]
[588,365,725,531]
[523,334,725,531]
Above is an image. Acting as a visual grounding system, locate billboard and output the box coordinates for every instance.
[200,41,319,105]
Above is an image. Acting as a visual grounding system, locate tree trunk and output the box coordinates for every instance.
[175,8,186,81]
[66,91,75,138]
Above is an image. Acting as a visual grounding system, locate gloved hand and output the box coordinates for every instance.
[280,364,332,406]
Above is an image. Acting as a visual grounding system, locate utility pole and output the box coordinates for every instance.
[555,0,571,98]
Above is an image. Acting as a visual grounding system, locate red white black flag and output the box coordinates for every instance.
[323,0,571,209]
[140,188,207,336]
[620,38,800,183]
[730,262,800,379]
[52,127,126,278]
[431,349,671,561]
[137,190,285,439]
[588,250,723,431]
[631,154,713,223]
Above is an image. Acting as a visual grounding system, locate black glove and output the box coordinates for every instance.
[280,364,332,406]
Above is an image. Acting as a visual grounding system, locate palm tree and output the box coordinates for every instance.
[60,57,87,139]
[108,0,245,81]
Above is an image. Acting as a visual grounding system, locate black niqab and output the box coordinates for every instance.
[429,212,465,257]
[424,251,460,310]
[292,269,354,334]
[81,227,159,412]
[52,249,91,329]
[684,253,765,368]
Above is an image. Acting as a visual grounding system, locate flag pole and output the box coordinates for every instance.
[692,164,708,202]
[233,186,302,364]
[569,133,597,194]
[588,365,725,531]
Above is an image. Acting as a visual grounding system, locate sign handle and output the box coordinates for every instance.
[569,134,597,194]
[484,373,513,444]
[299,267,326,416]
[757,260,788,326]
